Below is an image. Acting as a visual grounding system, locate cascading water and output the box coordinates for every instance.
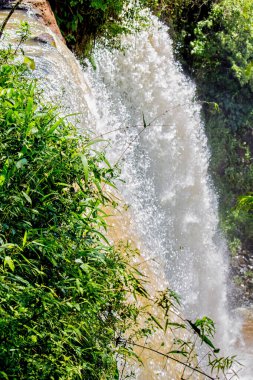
[2,6,252,378]
[87,16,230,337]
[84,14,253,378]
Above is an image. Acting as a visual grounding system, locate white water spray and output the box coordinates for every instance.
[85,15,253,378]
[87,16,232,341]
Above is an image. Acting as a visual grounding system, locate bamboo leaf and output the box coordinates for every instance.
[47,118,63,135]
[4,256,15,272]
[22,231,28,247]
[22,191,32,204]
[24,56,35,70]
[142,113,147,128]
[148,313,164,330]
[80,154,89,184]
[202,334,216,350]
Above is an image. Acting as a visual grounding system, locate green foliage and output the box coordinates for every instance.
[0,47,146,379]
[48,0,151,55]
[48,0,122,53]
[191,0,253,89]
[237,194,253,213]
[152,0,214,62]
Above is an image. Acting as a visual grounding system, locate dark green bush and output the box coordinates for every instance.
[191,0,253,89]
[189,0,253,259]
[153,0,214,64]
[48,0,127,54]
[48,0,155,55]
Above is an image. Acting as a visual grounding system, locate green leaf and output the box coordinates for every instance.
[47,118,63,134]
[16,158,28,169]
[22,231,28,247]
[0,174,5,186]
[142,113,147,128]
[166,322,186,329]
[80,154,89,184]
[0,372,9,380]
[0,243,19,251]
[22,191,32,204]
[30,335,37,343]
[168,350,188,357]
[4,256,15,272]
[84,138,107,148]
[202,334,216,350]
[148,313,163,330]
[24,56,35,70]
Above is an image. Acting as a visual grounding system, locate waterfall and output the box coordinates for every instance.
[87,16,230,337]
[84,14,253,378]
[2,7,252,378]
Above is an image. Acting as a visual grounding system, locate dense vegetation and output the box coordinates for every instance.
[48,0,154,54]
[155,0,253,304]
[0,44,146,379]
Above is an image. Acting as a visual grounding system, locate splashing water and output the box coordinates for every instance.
[87,16,230,336]
[85,14,253,378]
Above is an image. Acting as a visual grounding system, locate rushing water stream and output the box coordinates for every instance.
[87,16,229,329]
[85,16,253,378]
[1,7,253,379]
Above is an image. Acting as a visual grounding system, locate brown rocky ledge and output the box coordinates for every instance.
[0,0,65,42]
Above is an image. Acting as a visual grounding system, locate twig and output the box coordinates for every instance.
[120,356,127,380]
[129,341,216,380]
[0,0,23,39]
[113,104,183,166]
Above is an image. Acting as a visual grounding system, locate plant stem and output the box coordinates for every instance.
[0,0,23,39]
[130,341,215,380]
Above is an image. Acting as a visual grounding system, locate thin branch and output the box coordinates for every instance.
[113,104,184,166]
[183,336,198,380]
[120,356,127,380]
[0,0,23,39]
[128,341,216,380]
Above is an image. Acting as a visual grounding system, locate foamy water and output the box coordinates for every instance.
[85,15,253,378]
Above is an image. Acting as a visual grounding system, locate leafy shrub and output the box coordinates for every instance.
[189,0,253,260]
[152,0,214,63]
[191,0,253,89]
[48,0,151,55]
[49,0,160,55]
[0,48,145,379]
[49,0,123,53]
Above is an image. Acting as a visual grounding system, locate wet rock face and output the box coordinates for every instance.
[0,0,64,42]
[231,250,253,306]
[32,32,55,45]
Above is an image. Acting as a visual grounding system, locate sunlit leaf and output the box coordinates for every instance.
[24,56,35,70]
[4,256,15,272]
